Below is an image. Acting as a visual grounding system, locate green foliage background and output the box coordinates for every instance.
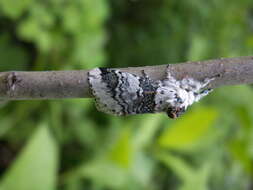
[0,0,253,189]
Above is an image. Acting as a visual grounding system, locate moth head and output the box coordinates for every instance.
[156,88,188,118]
[166,106,186,119]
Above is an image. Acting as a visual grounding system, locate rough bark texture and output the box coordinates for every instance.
[0,56,253,100]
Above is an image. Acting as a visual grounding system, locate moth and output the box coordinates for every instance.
[88,66,214,118]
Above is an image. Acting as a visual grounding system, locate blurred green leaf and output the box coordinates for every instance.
[158,107,218,151]
[108,128,133,168]
[0,34,28,71]
[212,85,253,108]
[229,140,253,173]
[133,114,165,150]
[157,152,211,190]
[18,17,52,52]
[235,106,253,132]
[131,152,155,187]
[187,35,208,61]
[0,0,33,19]
[0,125,58,190]
[78,160,129,189]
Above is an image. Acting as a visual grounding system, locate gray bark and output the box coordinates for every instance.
[0,56,253,100]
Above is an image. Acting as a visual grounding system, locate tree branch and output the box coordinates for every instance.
[1,56,253,100]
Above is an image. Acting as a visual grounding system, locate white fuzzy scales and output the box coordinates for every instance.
[88,68,123,115]
[154,70,214,113]
[88,67,214,118]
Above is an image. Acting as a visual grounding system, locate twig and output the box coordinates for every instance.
[0,56,253,100]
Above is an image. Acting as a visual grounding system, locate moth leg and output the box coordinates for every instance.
[194,88,213,102]
[141,69,150,79]
[200,73,221,88]
[164,64,179,87]
[180,76,215,93]
[166,64,174,80]
[201,77,215,89]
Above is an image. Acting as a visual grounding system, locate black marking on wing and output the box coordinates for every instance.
[99,68,125,114]
[99,68,159,115]
[134,76,158,114]
[116,72,129,115]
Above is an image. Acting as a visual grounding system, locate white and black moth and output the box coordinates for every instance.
[88,67,214,119]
